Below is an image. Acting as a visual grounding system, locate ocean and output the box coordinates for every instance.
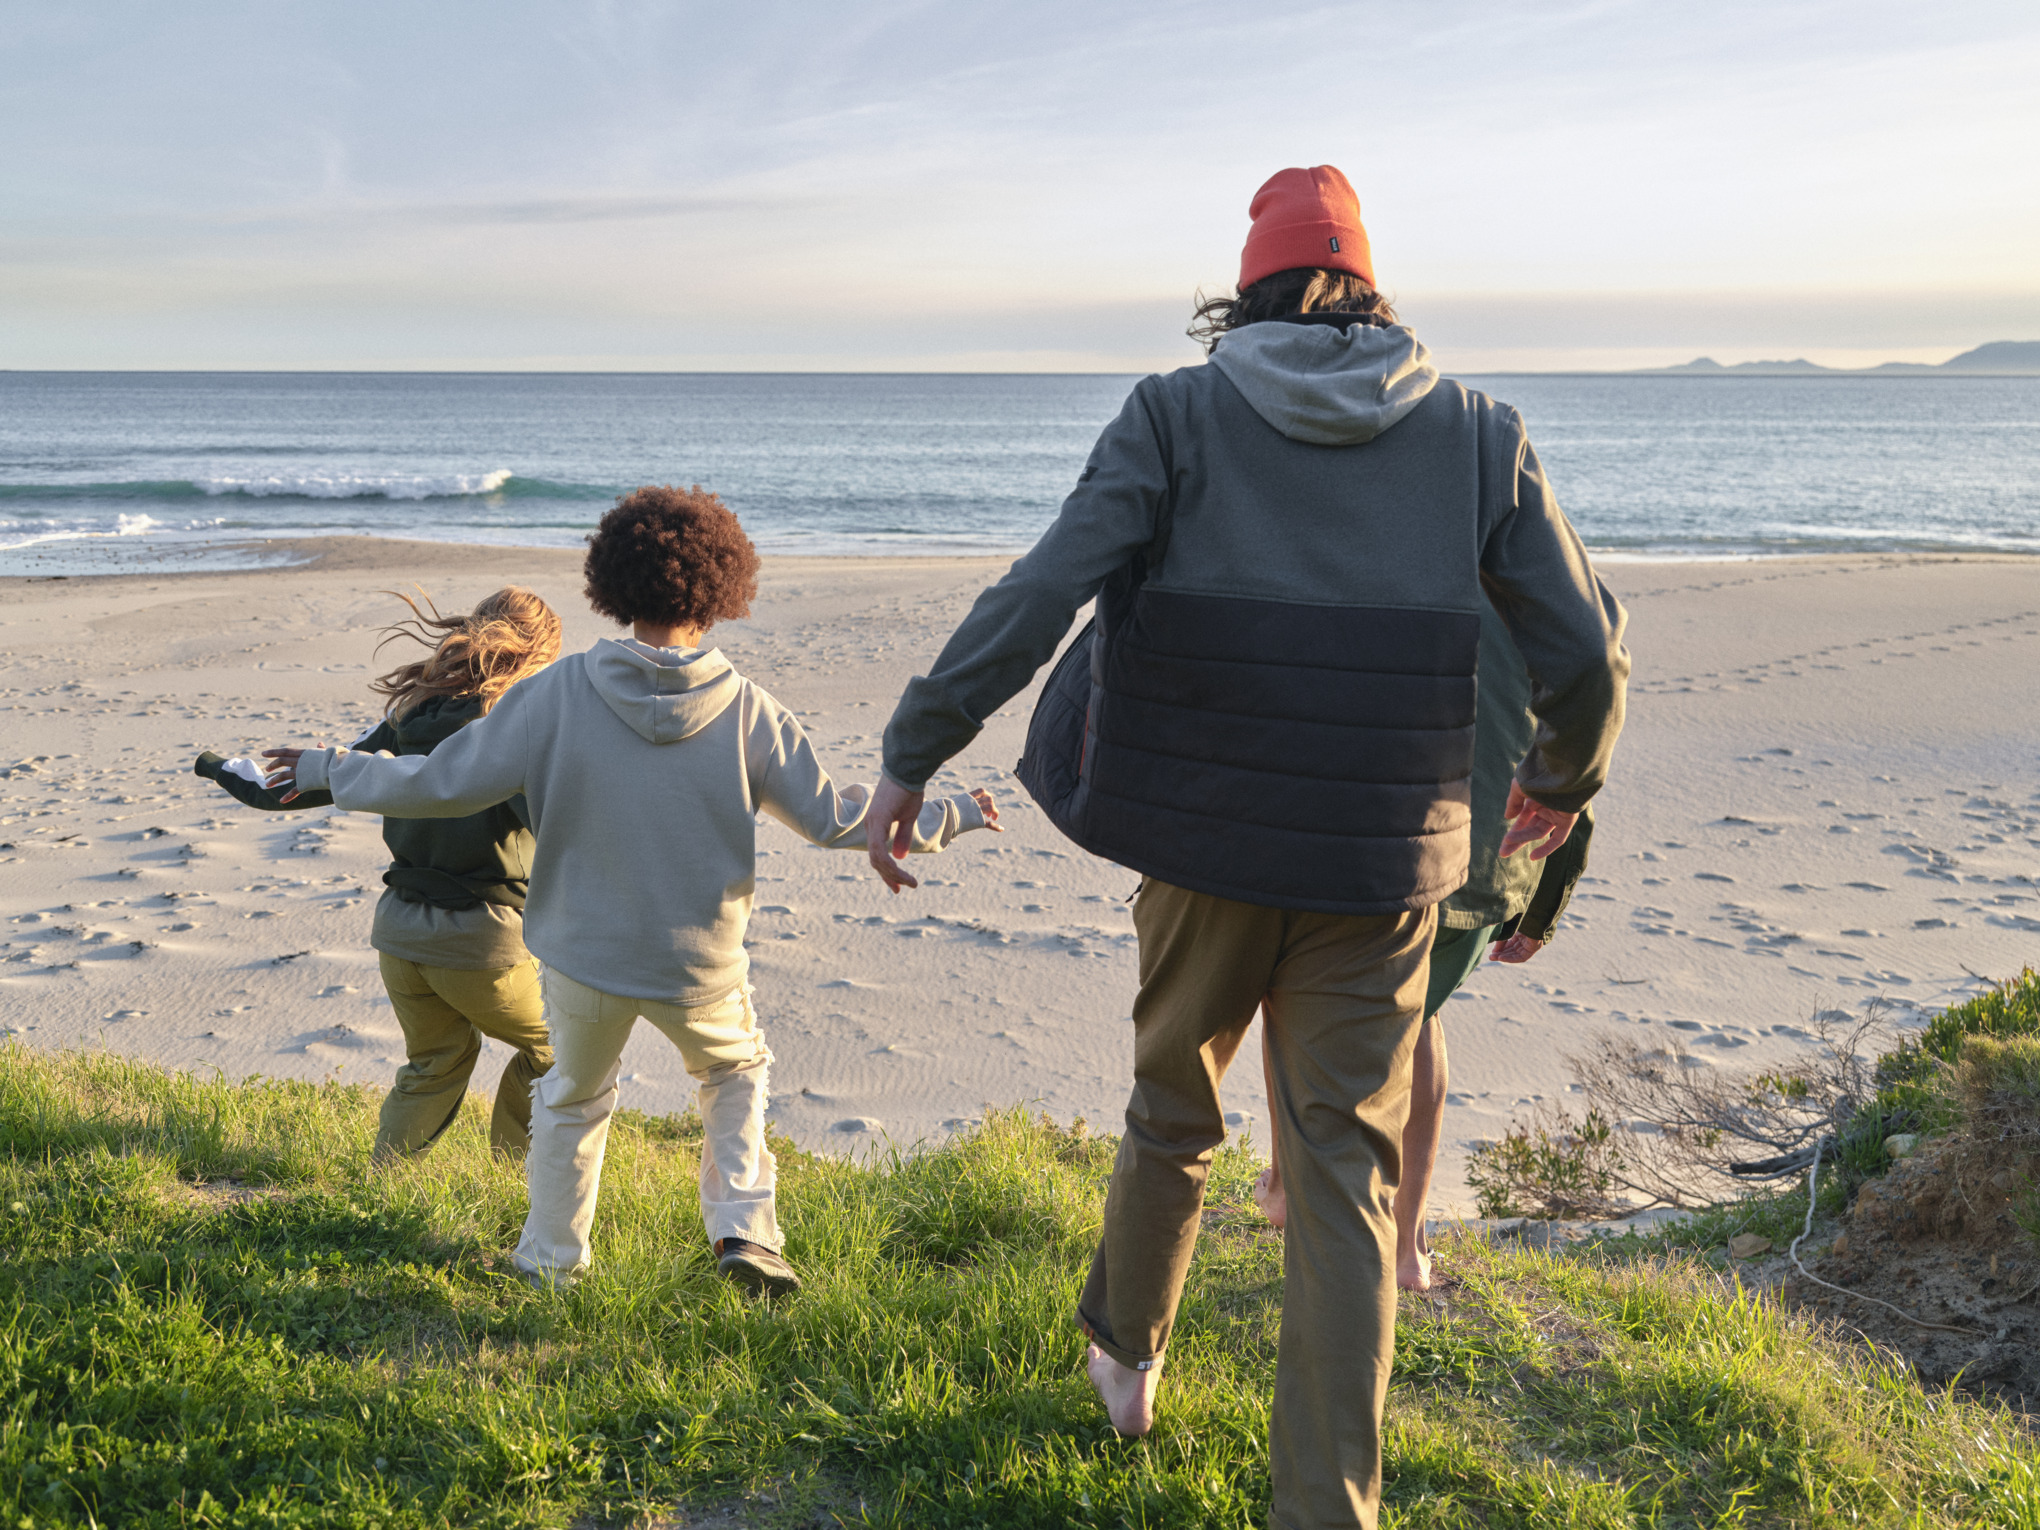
[2,370,2036,573]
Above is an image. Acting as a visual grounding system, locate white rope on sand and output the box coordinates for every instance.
[1786,1137,1984,1338]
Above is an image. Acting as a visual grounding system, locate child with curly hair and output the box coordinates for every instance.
[196,586,562,1162]
[262,487,999,1295]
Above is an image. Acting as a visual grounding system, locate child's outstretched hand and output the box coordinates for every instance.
[261,747,307,804]
[970,788,1002,832]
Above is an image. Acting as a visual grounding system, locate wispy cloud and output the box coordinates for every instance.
[3,0,2036,368]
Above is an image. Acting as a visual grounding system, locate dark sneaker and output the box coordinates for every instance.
[715,1237,801,1297]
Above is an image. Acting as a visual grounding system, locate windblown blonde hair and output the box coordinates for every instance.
[369,586,562,719]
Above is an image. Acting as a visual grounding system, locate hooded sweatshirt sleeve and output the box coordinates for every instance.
[881,382,1171,791]
[1476,414,1630,812]
[193,720,396,812]
[294,690,528,819]
[751,690,986,850]
[195,751,335,811]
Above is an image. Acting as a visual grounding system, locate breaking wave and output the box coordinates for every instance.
[195,468,514,500]
[0,470,574,504]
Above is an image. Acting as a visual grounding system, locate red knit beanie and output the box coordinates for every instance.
[1238,165,1375,292]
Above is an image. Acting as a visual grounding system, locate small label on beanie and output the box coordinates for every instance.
[1329,236,1341,252]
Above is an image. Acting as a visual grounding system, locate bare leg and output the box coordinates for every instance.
[1250,1008,1287,1229]
[1085,1344,1164,1436]
[1395,1014,1448,1291]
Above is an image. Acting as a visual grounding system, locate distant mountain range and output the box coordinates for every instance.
[1634,340,2040,376]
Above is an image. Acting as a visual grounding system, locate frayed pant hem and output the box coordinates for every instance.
[1075,1308,1163,1371]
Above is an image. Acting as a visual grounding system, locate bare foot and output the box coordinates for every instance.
[1396,1242,1433,1291]
[1252,1164,1287,1230]
[1085,1343,1162,1436]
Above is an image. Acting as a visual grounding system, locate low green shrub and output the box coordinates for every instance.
[1461,1107,1626,1221]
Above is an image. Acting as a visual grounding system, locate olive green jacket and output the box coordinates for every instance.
[196,694,536,969]
[1442,602,1595,941]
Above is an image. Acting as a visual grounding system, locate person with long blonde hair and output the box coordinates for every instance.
[195,586,563,1161]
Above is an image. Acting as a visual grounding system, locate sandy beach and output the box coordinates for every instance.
[2,539,2037,1212]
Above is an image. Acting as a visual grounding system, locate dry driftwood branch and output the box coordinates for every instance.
[1565,1005,1893,1207]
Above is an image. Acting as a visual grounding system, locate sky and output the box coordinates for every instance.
[5,1,2038,373]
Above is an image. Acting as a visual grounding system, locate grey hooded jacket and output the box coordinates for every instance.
[883,316,1629,915]
[296,638,988,1002]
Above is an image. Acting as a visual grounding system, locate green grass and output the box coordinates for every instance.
[1839,968,2040,1181]
[3,1045,2037,1528]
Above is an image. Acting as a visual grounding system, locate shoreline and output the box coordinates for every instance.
[3,537,2037,1213]
[4,530,2040,586]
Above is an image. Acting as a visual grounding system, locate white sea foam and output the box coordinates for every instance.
[195,469,514,501]
[115,513,162,536]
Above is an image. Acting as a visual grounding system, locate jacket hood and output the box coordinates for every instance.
[391,692,484,750]
[1209,320,1438,446]
[584,638,741,744]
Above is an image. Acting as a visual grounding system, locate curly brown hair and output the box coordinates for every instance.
[369,585,562,718]
[583,485,761,630]
[1187,267,1398,354]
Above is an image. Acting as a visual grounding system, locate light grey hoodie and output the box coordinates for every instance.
[297,638,988,1004]
[1208,320,1439,446]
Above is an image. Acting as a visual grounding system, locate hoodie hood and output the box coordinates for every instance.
[391,692,484,750]
[1209,321,1438,446]
[584,638,742,744]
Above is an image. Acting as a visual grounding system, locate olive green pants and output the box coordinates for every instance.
[376,953,553,1160]
[1077,880,1433,1530]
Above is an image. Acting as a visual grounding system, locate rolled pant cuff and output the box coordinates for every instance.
[510,1249,584,1289]
[1075,1308,1163,1371]
[703,1206,782,1251]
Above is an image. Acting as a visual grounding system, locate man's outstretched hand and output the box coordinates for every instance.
[1488,932,1545,964]
[1498,780,1577,861]
[865,777,925,894]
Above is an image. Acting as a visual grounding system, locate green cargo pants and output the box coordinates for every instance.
[375,953,553,1160]
[1077,878,1433,1530]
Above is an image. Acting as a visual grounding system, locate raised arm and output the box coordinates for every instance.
[266,691,529,820]
[750,696,995,878]
[194,719,395,812]
[196,750,334,811]
[867,381,1170,883]
[881,383,1172,794]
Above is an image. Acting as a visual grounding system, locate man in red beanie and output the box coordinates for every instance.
[866,166,1628,1530]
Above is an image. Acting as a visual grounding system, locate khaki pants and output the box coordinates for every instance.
[1078,879,1433,1530]
[376,953,553,1160]
[513,968,780,1282]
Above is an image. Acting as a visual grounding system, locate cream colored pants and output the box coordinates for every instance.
[513,967,780,1282]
